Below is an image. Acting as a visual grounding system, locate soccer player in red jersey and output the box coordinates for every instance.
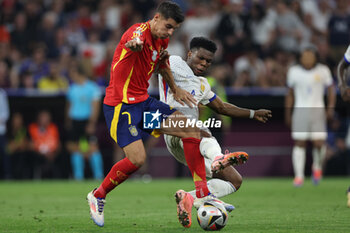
[87,1,226,228]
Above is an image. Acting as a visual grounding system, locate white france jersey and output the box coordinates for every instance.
[158,55,217,120]
[287,64,333,108]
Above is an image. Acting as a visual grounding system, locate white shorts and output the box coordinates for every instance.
[164,134,218,178]
[291,108,327,141]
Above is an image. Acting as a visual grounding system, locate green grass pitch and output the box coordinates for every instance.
[1,178,349,233]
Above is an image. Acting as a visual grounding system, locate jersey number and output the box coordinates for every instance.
[148,62,155,75]
[122,112,131,125]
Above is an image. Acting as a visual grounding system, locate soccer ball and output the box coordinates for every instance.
[197,201,228,231]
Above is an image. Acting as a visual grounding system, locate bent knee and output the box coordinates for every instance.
[126,153,146,167]
[231,173,243,191]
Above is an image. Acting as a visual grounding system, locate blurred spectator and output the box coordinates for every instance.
[0,0,21,27]
[7,112,31,179]
[38,62,69,92]
[0,60,10,88]
[65,14,86,54]
[10,12,33,56]
[47,27,72,60]
[275,0,305,53]
[37,11,59,59]
[28,110,61,179]
[0,88,10,179]
[78,30,106,78]
[50,0,66,27]
[7,47,23,88]
[316,38,337,76]
[77,4,93,31]
[90,41,115,87]
[0,25,10,44]
[181,1,220,47]
[24,1,43,48]
[248,3,276,56]
[1,0,347,92]
[19,44,50,85]
[233,45,267,88]
[167,31,186,59]
[264,47,293,87]
[65,63,103,180]
[300,0,331,37]
[98,0,122,31]
[90,5,111,43]
[328,0,350,62]
[132,0,156,21]
[20,71,35,89]
[216,0,250,64]
[290,0,304,21]
[116,1,143,31]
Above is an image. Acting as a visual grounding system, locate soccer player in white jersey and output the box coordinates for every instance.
[337,44,350,208]
[158,37,272,218]
[285,45,336,187]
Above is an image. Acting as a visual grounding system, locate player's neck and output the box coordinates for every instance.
[148,19,159,39]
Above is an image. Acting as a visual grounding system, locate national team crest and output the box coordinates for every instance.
[200,82,205,92]
[128,125,138,136]
[314,74,321,82]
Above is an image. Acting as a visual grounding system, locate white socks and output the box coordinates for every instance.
[189,178,236,199]
[190,138,235,199]
[292,146,306,179]
[199,137,222,159]
[312,145,326,171]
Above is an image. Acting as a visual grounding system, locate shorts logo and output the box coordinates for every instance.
[143,109,161,129]
[128,125,138,136]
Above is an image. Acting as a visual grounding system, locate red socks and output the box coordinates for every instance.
[182,137,210,198]
[94,157,139,198]
[94,139,209,199]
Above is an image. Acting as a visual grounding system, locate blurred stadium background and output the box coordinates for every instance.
[0,0,350,181]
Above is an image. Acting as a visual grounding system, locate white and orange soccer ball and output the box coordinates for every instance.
[197,201,228,231]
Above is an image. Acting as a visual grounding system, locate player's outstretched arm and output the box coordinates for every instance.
[125,37,144,52]
[158,67,196,108]
[207,96,272,123]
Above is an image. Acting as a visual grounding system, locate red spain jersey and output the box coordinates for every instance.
[104,21,169,106]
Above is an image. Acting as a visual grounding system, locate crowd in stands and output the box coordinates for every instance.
[0,0,350,179]
[0,0,349,90]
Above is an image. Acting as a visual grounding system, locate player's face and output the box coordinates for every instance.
[187,48,214,76]
[153,14,180,39]
[300,50,316,69]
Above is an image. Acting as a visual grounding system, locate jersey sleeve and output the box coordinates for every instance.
[199,78,217,105]
[124,23,147,43]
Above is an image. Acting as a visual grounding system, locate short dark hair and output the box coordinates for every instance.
[157,1,184,23]
[190,37,217,53]
[297,46,319,67]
